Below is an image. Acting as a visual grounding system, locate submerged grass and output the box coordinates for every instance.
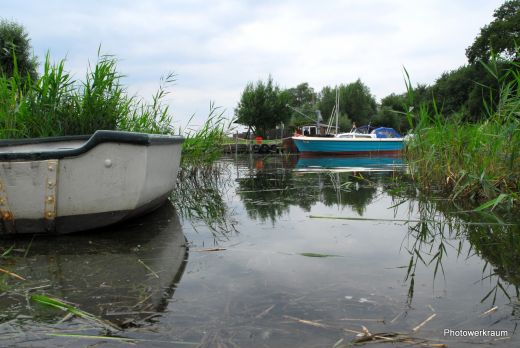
[31,294,120,331]
[404,60,520,210]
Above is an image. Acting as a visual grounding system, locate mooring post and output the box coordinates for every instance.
[235,130,238,154]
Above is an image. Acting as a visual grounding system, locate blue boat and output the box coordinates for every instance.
[292,127,404,155]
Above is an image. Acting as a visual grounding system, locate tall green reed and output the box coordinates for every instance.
[404,60,520,210]
[0,51,174,138]
[180,101,230,163]
[1,50,231,164]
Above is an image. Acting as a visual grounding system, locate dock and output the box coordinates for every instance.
[222,143,284,154]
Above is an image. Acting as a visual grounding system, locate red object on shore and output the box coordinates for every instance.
[255,136,263,144]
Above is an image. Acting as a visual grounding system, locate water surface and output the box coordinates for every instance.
[1,154,519,347]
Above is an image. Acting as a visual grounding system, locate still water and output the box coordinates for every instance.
[1,155,519,347]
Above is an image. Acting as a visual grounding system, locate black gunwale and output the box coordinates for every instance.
[0,130,184,161]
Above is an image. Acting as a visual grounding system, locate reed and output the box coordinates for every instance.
[171,162,237,238]
[404,61,520,210]
[180,102,228,163]
[1,51,229,162]
[0,51,174,138]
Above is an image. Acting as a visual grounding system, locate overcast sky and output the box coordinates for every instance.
[3,0,504,130]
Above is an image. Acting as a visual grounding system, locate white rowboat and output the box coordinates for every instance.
[0,130,184,235]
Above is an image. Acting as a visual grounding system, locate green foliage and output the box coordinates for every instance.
[466,0,520,64]
[235,76,291,137]
[339,79,378,126]
[286,82,320,127]
[181,102,228,163]
[317,86,351,130]
[373,93,408,131]
[318,80,378,129]
[118,72,176,134]
[429,63,507,121]
[286,82,316,107]
[404,60,520,209]
[0,19,38,80]
[317,85,337,122]
[0,51,175,139]
[377,61,513,127]
[171,163,236,238]
[31,294,120,331]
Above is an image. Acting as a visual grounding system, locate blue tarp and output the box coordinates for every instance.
[372,127,402,138]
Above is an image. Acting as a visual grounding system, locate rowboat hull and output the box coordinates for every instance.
[292,136,404,155]
[0,130,184,235]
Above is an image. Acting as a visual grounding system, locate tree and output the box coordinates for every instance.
[339,79,377,126]
[374,93,407,131]
[317,85,352,131]
[286,82,316,107]
[235,76,291,137]
[286,82,319,127]
[466,0,520,63]
[0,19,38,80]
[430,64,505,121]
[317,86,336,123]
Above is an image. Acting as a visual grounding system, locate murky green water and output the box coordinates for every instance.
[1,155,519,347]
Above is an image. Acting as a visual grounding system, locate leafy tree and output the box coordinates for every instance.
[317,86,336,122]
[374,93,407,131]
[316,86,352,131]
[339,79,377,126]
[286,82,319,127]
[376,83,434,131]
[466,0,520,63]
[430,63,507,121]
[318,81,379,131]
[0,19,38,80]
[411,84,431,108]
[380,93,407,114]
[235,76,291,137]
[286,82,316,106]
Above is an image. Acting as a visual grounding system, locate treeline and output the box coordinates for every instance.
[235,0,520,136]
[235,68,503,137]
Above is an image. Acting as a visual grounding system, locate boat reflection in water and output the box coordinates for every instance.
[295,154,405,172]
[1,201,187,327]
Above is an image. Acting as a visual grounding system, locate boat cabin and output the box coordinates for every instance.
[335,126,402,139]
[297,123,338,136]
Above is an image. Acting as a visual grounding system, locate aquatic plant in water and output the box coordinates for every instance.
[171,162,237,239]
[180,102,229,163]
[392,194,520,308]
[403,59,520,211]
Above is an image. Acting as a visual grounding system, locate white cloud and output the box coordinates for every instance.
[3,0,504,128]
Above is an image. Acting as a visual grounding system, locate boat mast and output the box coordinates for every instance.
[335,87,339,135]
